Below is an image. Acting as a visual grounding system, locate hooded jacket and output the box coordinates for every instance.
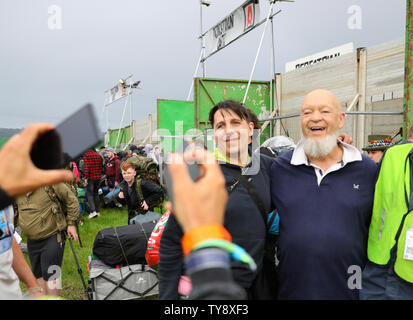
[105,155,120,183]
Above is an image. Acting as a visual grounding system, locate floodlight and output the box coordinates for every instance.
[131,81,141,88]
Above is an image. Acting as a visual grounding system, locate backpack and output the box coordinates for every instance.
[72,161,80,179]
[126,155,160,185]
[129,211,161,226]
[145,210,171,267]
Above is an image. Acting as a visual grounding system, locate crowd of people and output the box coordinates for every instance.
[1,89,413,300]
[0,135,164,299]
[78,143,161,220]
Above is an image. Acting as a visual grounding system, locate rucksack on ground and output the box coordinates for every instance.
[93,222,156,267]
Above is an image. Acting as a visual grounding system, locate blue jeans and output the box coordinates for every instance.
[360,260,413,300]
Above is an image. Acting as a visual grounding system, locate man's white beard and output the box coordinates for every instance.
[301,132,339,159]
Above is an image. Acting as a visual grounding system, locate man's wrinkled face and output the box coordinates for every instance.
[301,90,345,141]
[213,109,253,160]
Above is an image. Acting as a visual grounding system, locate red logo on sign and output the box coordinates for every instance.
[245,4,254,29]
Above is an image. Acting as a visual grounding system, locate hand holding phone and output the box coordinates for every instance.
[163,140,201,205]
[0,123,74,198]
[30,129,63,170]
[30,104,102,169]
[164,149,228,233]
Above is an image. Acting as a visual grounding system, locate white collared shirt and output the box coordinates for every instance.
[290,139,362,186]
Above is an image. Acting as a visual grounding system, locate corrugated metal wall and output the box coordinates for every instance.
[106,114,157,150]
[133,114,157,143]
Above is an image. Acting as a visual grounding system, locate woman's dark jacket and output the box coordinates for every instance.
[158,153,274,299]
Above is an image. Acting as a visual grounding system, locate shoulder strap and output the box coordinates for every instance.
[113,227,132,271]
[44,186,64,213]
[45,185,72,217]
[134,178,144,203]
[224,167,269,230]
[43,186,67,242]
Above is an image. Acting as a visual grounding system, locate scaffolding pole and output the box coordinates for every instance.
[404,0,413,138]
[243,1,277,104]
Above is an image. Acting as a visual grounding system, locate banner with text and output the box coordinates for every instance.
[285,42,354,72]
[104,75,133,106]
[206,0,260,57]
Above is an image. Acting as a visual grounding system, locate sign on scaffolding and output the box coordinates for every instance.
[104,75,134,107]
[102,75,139,150]
[205,0,260,57]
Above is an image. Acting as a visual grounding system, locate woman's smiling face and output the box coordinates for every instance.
[213,109,253,161]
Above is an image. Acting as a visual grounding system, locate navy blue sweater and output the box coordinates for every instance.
[270,151,377,300]
[158,154,274,299]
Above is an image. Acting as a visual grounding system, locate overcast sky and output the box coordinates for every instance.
[0,0,406,130]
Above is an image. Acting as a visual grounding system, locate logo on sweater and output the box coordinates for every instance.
[353,184,359,190]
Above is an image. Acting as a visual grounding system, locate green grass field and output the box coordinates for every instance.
[20,206,161,300]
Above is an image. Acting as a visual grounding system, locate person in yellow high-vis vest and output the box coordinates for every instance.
[360,143,413,300]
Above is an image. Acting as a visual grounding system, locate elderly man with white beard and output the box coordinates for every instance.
[270,89,378,300]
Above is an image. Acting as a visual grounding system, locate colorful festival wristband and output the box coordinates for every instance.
[193,239,257,272]
[185,248,230,275]
[181,224,232,257]
[28,287,43,295]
